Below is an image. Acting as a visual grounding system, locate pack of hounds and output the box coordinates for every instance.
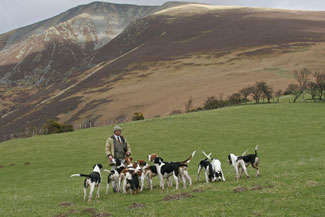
[71,146,259,201]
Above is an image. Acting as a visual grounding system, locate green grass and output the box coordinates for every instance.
[1,103,325,217]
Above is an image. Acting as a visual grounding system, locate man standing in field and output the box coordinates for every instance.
[105,126,131,168]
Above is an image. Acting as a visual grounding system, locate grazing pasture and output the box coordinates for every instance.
[0,103,324,217]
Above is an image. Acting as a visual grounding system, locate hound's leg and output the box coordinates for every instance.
[149,176,153,190]
[235,166,239,180]
[239,167,244,177]
[197,165,202,182]
[241,163,249,178]
[106,182,109,194]
[184,170,192,186]
[123,178,127,193]
[205,169,209,183]
[181,171,187,189]
[160,176,165,190]
[118,176,123,192]
[167,176,173,187]
[220,168,226,181]
[96,184,100,199]
[173,173,179,190]
[83,187,87,202]
[83,180,88,202]
[88,183,95,202]
[253,158,260,177]
[140,174,145,192]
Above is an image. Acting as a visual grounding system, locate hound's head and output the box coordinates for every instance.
[215,171,223,181]
[153,156,164,164]
[124,157,133,165]
[147,154,158,162]
[137,160,147,167]
[93,163,103,171]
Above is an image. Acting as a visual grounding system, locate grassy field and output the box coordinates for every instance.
[0,103,324,217]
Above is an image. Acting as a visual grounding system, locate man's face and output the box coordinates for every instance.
[114,130,121,136]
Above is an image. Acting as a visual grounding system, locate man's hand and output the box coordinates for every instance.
[108,155,113,161]
[126,152,131,157]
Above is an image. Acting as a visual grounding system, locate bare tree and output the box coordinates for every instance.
[313,71,325,101]
[251,85,262,104]
[228,92,242,105]
[257,81,273,103]
[293,68,311,103]
[240,86,253,103]
[308,81,318,102]
[185,96,193,113]
[275,90,283,103]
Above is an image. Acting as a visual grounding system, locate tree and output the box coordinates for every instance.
[203,96,226,110]
[251,85,262,104]
[240,86,253,103]
[275,90,283,103]
[256,81,273,103]
[308,81,318,102]
[292,68,311,103]
[313,71,325,101]
[228,92,242,105]
[42,120,74,134]
[132,112,144,121]
[184,96,193,113]
[284,84,299,95]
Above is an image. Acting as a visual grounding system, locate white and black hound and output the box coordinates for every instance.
[71,163,103,201]
[198,151,226,183]
[228,145,259,180]
[125,171,141,194]
[137,160,158,191]
[148,151,196,190]
[103,158,125,193]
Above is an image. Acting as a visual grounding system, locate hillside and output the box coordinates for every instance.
[2,3,325,141]
[0,103,324,216]
[0,2,158,87]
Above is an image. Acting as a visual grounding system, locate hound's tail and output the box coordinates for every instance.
[103,169,111,174]
[255,145,259,156]
[181,151,196,164]
[202,151,212,160]
[241,149,248,156]
[70,174,90,178]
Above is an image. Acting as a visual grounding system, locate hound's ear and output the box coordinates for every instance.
[130,157,133,161]
[98,164,103,169]
[92,164,96,169]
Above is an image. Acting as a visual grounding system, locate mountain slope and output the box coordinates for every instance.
[0,1,170,86]
[2,3,325,141]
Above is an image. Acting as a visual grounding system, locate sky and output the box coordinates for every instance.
[1,0,325,34]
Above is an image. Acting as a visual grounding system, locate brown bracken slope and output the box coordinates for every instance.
[2,4,325,141]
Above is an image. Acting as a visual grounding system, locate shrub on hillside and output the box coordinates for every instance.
[42,120,74,134]
[284,84,299,95]
[203,96,227,110]
[132,112,144,121]
[228,92,242,105]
